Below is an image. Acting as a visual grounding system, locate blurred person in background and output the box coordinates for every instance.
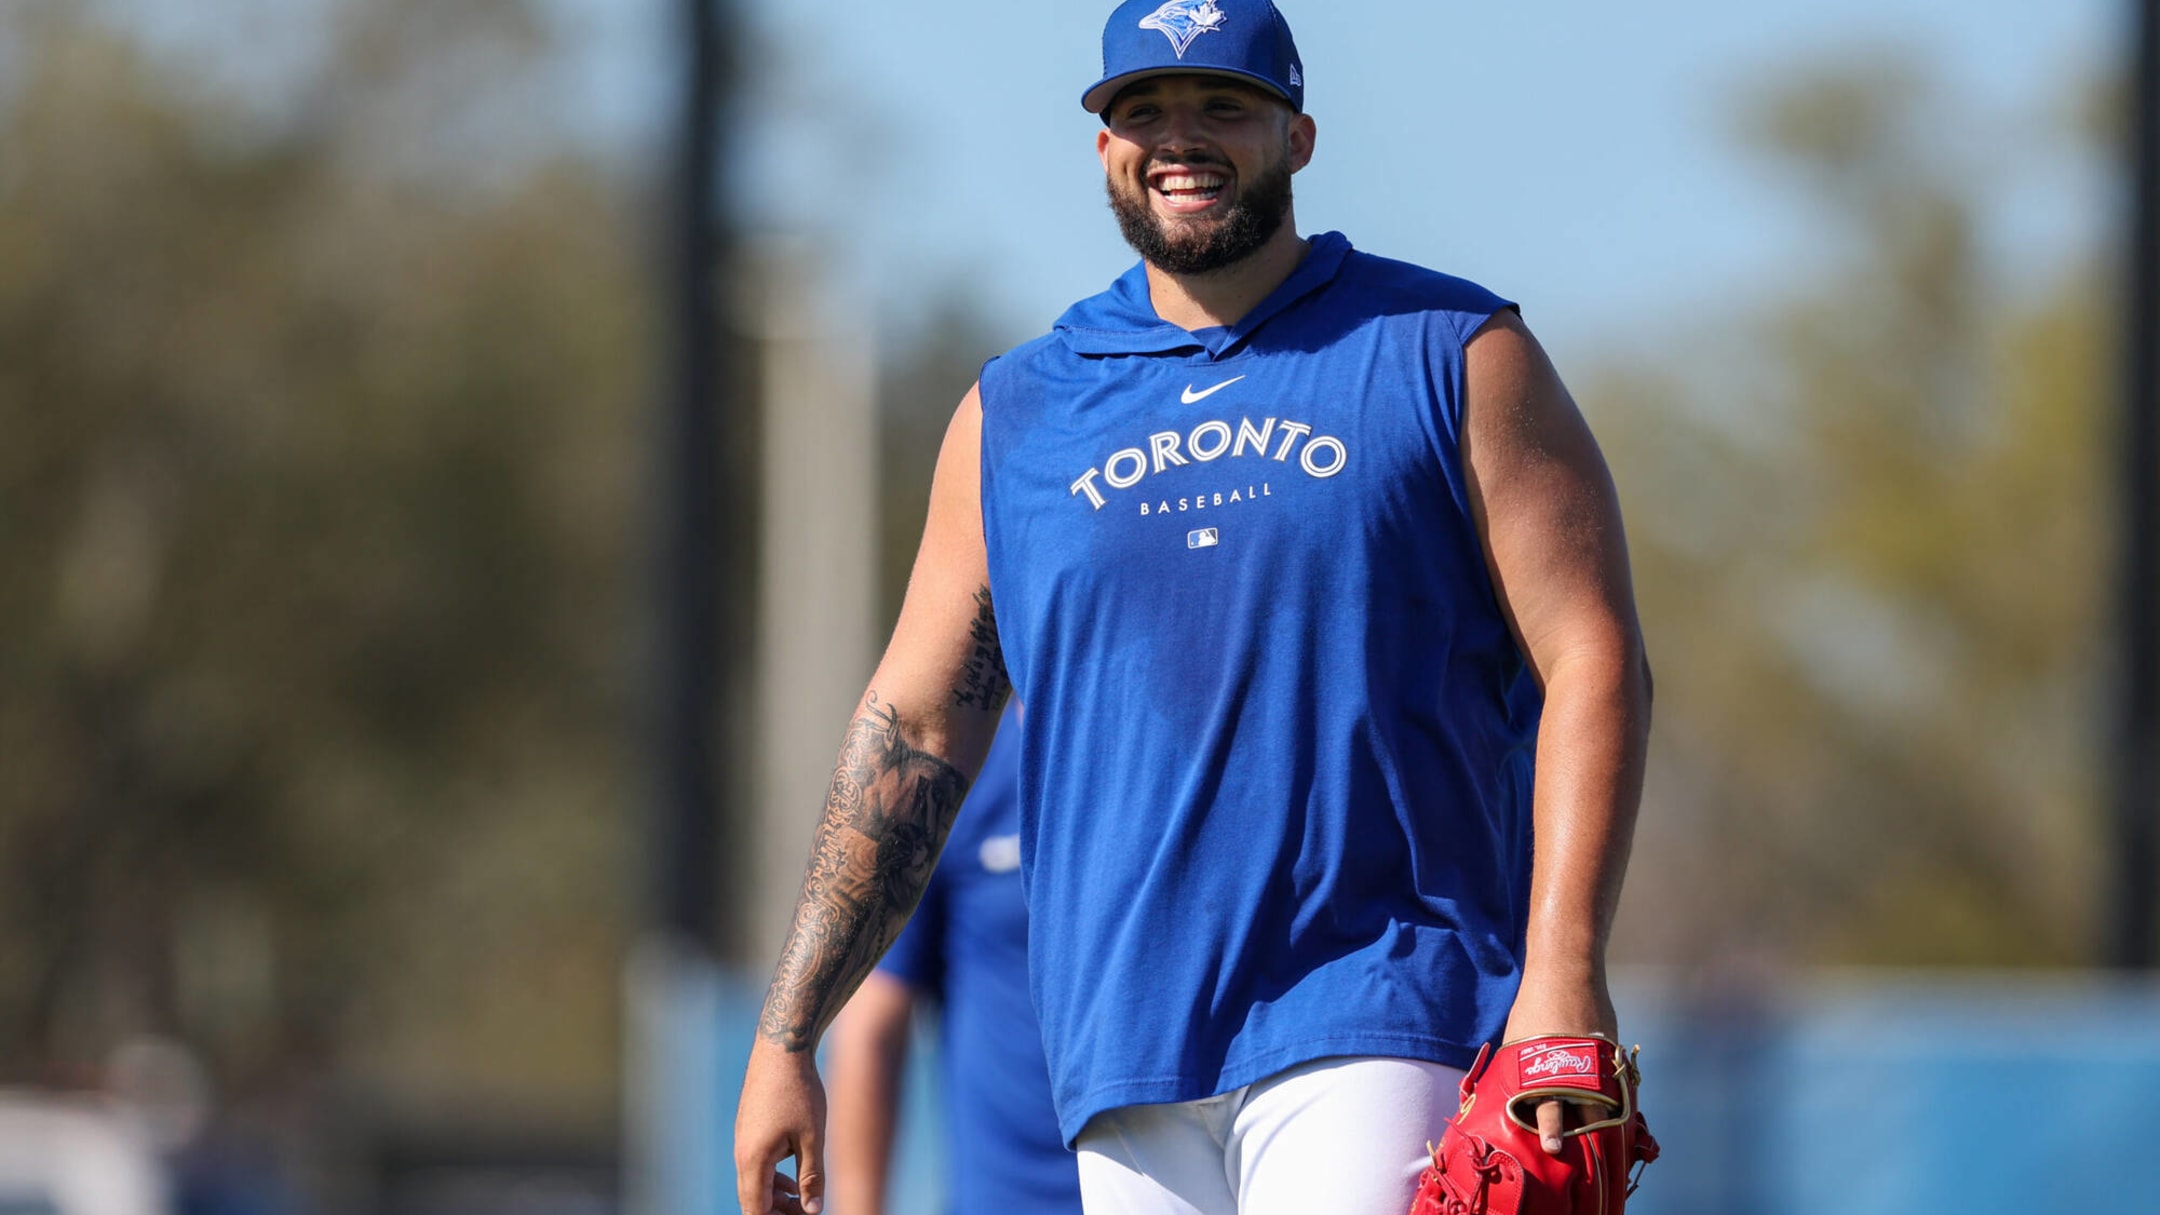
[107,1040,302,1215]
[824,703,1082,1215]
[736,2,1649,1213]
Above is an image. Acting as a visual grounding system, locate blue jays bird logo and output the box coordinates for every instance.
[1139,0,1229,59]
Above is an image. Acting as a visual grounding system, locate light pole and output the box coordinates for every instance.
[2110,0,2160,970]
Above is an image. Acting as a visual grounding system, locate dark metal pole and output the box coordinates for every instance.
[626,9,737,1215]
[2110,0,2160,970]
[653,0,724,950]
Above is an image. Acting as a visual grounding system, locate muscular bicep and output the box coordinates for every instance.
[870,384,1010,769]
[1461,310,1645,682]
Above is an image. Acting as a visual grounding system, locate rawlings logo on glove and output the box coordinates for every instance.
[1519,1043,1598,1080]
[1409,1036,1658,1215]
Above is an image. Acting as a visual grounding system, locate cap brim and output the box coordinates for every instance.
[1081,67,1294,116]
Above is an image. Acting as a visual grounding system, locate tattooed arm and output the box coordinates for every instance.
[736,386,1009,1215]
[751,692,966,1051]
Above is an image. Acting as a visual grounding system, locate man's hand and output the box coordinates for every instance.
[1412,1030,1659,1215]
[1500,967,1619,1157]
[735,1041,829,1215]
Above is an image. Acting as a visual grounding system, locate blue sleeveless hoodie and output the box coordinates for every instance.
[978,233,1539,1145]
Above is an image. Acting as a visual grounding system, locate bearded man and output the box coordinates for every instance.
[735,3,1652,1213]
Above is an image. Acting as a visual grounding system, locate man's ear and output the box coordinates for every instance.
[1288,113,1316,173]
[1097,126,1114,170]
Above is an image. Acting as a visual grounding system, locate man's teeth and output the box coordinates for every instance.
[1157,173,1226,196]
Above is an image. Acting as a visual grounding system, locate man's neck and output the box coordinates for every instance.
[1145,222,1311,333]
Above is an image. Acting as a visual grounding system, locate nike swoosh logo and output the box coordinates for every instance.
[1181,375,1246,404]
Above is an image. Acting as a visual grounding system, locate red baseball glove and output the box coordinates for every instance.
[1409,1036,1658,1215]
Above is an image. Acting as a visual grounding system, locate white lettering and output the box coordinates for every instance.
[1234,416,1276,458]
[1523,1049,1597,1078]
[1071,468,1108,510]
[1188,420,1233,462]
[1140,501,1151,516]
[1272,421,1314,462]
[1105,448,1147,489]
[1149,431,1189,474]
[1300,435,1348,478]
[1073,424,1339,512]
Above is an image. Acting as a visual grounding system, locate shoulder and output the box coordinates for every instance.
[978,333,1055,425]
[1461,307,1568,422]
[1335,249,1516,341]
[983,330,1066,379]
[979,325,1093,425]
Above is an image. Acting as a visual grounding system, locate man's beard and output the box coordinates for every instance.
[1106,153,1295,276]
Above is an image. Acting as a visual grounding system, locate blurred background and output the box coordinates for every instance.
[0,0,2153,1213]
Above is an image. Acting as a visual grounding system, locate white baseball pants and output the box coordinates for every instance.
[1073,1056,1465,1215]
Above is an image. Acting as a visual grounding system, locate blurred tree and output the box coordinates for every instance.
[0,0,652,1126]
[1601,52,2109,970]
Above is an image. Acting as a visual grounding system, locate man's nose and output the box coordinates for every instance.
[1157,106,1213,157]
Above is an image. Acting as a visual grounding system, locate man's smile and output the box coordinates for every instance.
[1149,166,1230,213]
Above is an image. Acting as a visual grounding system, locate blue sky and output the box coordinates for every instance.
[560,0,2117,362]
[104,0,2121,360]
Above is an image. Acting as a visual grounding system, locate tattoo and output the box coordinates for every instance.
[757,693,969,1051]
[952,585,1012,710]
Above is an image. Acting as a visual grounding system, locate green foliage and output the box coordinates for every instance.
[0,3,648,1113]
[1600,55,2108,969]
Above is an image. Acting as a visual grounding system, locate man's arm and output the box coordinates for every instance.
[735,386,1008,1215]
[824,973,916,1215]
[1461,309,1651,1153]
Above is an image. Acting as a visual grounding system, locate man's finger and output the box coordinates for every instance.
[771,1173,806,1215]
[1536,1098,1565,1155]
[796,1129,827,1215]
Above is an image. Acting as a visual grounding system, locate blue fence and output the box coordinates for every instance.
[1618,973,2160,1215]
[698,972,2160,1215]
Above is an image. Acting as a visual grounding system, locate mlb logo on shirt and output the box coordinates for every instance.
[1188,528,1219,549]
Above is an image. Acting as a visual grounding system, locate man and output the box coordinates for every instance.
[824,703,1082,1215]
[736,2,1650,1213]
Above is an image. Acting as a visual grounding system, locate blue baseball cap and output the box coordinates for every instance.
[1082,0,1304,118]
